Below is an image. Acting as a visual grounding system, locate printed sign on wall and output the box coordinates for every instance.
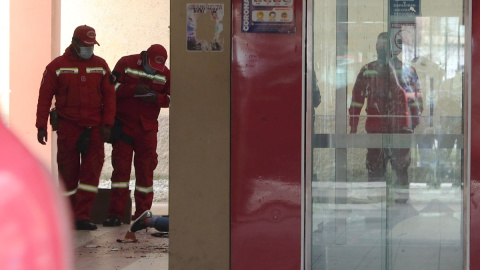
[390,0,420,16]
[389,0,420,59]
[242,0,295,33]
[390,23,416,53]
[187,3,224,52]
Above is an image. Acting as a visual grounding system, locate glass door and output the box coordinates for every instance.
[305,0,466,269]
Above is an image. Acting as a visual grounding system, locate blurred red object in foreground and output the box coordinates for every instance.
[0,120,73,270]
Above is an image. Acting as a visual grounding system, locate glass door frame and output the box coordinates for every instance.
[303,0,472,269]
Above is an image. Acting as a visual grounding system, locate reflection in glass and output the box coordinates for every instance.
[348,32,421,202]
[308,0,464,269]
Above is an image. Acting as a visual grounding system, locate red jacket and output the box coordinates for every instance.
[112,51,170,132]
[349,60,411,134]
[36,45,116,129]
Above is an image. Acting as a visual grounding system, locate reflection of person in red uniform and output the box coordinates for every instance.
[349,32,422,203]
[36,25,116,230]
[103,44,170,226]
[0,120,73,269]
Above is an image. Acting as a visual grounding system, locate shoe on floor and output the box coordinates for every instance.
[130,210,152,232]
[75,220,97,230]
[103,215,121,227]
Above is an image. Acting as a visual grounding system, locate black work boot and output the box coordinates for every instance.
[103,215,121,227]
[75,220,98,230]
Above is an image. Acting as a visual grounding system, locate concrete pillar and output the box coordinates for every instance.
[169,1,231,269]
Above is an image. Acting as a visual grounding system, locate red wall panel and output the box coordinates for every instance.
[471,1,480,268]
[231,1,303,269]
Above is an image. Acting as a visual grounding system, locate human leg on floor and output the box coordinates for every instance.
[130,210,169,232]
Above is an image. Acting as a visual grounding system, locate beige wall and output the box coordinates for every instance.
[61,0,170,72]
[169,1,230,269]
[8,0,171,173]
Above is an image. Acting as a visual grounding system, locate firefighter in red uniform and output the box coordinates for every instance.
[36,25,116,230]
[103,44,170,226]
[349,32,423,203]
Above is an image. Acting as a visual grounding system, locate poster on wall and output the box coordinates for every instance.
[187,3,224,52]
[241,0,295,34]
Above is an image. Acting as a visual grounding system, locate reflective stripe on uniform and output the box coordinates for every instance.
[363,70,378,77]
[115,83,121,91]
[86,67,107,75]
[111,182,129,189]
[125,68,167,83]
[135,185,153,193]
[78,183,98,193]
[64,188,77,197]
[56,68,79,76]
[350,101,364,108]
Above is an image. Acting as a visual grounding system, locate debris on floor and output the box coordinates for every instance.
[151,232,168,238]
[116,231,138,243]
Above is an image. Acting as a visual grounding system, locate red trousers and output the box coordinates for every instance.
[57,120,104,221]
[108,124,158,219]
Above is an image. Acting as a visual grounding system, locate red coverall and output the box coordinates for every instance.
[108,51,170,220]
[349,59,418,186]
[36,45,116,221]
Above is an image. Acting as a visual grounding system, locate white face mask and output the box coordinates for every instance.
[74,40,94,59]
[77,46,94,59]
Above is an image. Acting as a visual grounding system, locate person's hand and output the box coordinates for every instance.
[100,125,112,142]
[135,84,151,95]
[140,91,158,103]
[350,126,357,134]
[37,128,48,145]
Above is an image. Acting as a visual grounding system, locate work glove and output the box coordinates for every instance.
[135,84,158,103]
[37,127,48,145]
[76,128,91,154]
[100,125,112,143]
[135,84,152,95]
[107,119,123,144]
[49,108,59,131]
[140,91,158,103]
